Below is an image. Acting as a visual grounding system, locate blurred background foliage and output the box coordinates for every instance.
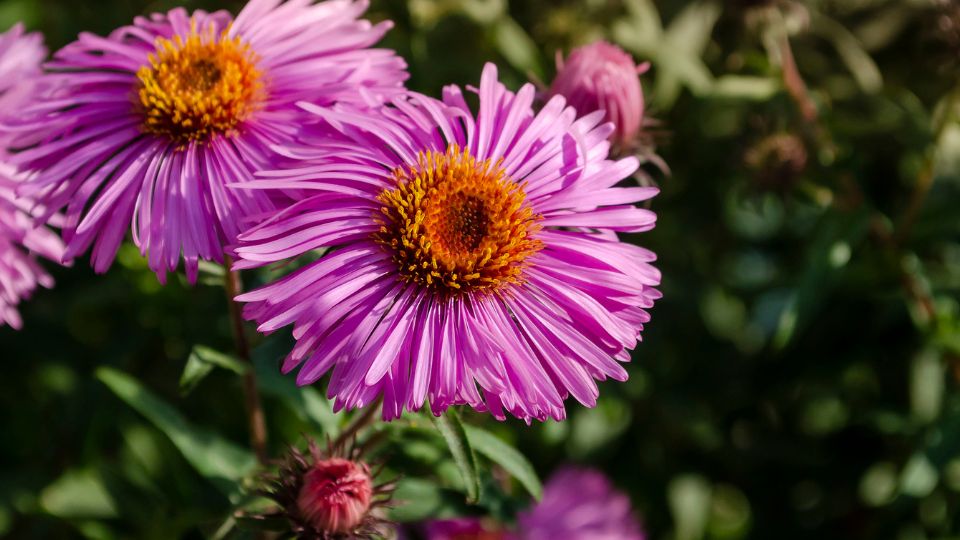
[1,0,960,538]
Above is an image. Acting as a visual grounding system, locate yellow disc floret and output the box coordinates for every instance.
[137,23,263,143]
[374,145,543,296]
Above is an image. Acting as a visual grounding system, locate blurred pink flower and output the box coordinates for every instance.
[516,467,645,540]
[423,468,644,540]
[0,23,65,329]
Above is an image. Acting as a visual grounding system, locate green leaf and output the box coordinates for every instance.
[910,348,944,423]
[432,409,481,503]
[711,75,780,101]
[0,0,41,28]
[664,0,721,59]
[179,345,247,396]
[657,1,721,106]
[465,426,542,499]
[492,16,544,79]
[253,336,340,437]
[196,260,227,286]
[613,0,663,54]
[615,0,719,108]
[773,208,872,348]
[40,468,118,519]
[459,0,507,25]
[390,478,453,522]
[669,474,713,540]
[812,13,883,94]
[900,453,938,498]
[97,367,257,498]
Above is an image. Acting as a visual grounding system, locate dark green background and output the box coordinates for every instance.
[2,0,959,538]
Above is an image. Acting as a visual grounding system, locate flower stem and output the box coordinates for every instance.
[896,83,960,246]
[223,257,269,465]
[333,397,382,451]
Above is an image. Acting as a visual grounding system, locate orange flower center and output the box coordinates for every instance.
[374,145,543,296]
[136,24,263,143]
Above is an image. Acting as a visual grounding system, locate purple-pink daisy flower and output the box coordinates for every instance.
[234,63,660,422]
[0,175,63,329]
[515,467,645,540]
[0,24,65,329]
[5,0,407,282]
[422,468,645,540]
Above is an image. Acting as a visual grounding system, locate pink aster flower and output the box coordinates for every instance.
[0,23,46,121]
[421,468,644,540]
[549,41,648,149]
[515,467,645,540]
[235,63,661,422]
[5,0,407,283]
[0,24,65,329]
[0,175,63,329]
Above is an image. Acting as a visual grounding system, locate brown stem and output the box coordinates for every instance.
[895,164,936,247]
[896,85,960,245]
[771,20,836,158]
[223,256,269,465]
[332,397,383,451]
[778,33,818,125]
[868,217,937,324]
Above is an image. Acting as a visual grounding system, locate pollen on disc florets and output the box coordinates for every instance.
[136,23,263,143]
[373,145,543,296]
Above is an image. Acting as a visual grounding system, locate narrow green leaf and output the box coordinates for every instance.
[615,0,663,54]
[812,13,883,94]
[910,348,944,423]
[668,474,712,540]
[253,337,340,437]
[773,209,872,348]
[711,75,780,101]
[432,409,481,503]
[465,426,542,499]
[459,0,507,25]
[40,468,117,519]
[197,260,226,277]
[97,367,256,497]
[389,478,462,523]
[179,345,247,396]
[665,1,721,57]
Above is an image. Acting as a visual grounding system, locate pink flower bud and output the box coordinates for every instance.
[296,458,374,534]
[549,41,648,147]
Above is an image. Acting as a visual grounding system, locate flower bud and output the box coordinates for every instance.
[549,41,647,147]
[297,458,374,534]
[744,133,807,192]
[254,438,393,539]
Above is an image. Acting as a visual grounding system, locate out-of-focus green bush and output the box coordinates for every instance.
[1,0,959,538]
